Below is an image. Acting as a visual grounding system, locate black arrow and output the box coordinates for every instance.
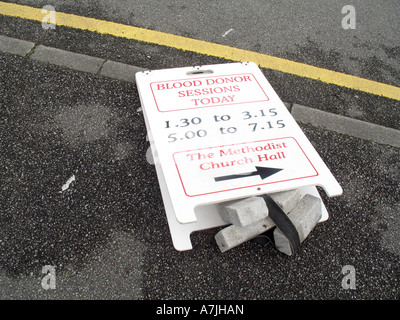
[214,166,283,182]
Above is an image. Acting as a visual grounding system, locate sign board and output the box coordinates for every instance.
[136,62,342,250]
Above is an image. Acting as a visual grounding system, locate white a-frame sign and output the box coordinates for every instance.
[136,62,342,250]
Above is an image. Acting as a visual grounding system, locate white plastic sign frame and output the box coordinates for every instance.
[136,62,342,250]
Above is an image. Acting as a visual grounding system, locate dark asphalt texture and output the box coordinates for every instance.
[1,49,399,299]
[1,14,400,131]
[5,0,400,87]
[1,3,400,300]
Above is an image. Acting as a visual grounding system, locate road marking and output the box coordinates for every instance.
[60,174,75,193]
[222,28,234,37]
[1,35,399,148]
[1,1,399,101]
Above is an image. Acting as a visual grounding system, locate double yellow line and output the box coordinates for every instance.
[1,1,399,101]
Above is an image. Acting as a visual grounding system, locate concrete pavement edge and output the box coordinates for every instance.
[1,34,398,149]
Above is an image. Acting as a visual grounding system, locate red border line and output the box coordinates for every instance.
[150,73,269,112]
[173,137,319,197]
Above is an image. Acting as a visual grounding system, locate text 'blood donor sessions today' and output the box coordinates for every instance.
[150,73,269,112]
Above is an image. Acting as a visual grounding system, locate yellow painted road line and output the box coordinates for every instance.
[1,1,400,101]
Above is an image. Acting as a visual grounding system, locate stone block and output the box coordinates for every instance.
[0,35,34,56]
[101,60,147,83]
[31,45,104,74]
[215,217,275,252]
[269,189,301,213]
[217,196,269,227]
[273,194,322,256]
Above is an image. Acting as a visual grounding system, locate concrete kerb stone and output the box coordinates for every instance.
[1,35,398,148]
[291,104,400,149]
[0,34,35,57]
[100,60,147,82]
[31,45,105,74]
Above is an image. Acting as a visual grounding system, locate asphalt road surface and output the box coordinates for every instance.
[0,1,399,302]
[7,0,400,86]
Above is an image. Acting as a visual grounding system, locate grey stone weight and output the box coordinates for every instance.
[215,189,304,252]
[217,196,269,227]
[215,217,275,253]
[269,189,301,213]
[273,194,322,256]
